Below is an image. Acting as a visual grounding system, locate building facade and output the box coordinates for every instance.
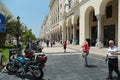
[0,0,13,16]
[40,0,119,48]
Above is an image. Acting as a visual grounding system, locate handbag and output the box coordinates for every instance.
[82,51,88,58]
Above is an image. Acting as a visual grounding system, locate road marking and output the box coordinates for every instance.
[46,53,80,56]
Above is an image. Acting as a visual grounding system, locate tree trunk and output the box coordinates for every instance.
[0,33,6,47]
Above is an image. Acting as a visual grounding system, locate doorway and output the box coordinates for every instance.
[91,26,97,46]
[104,24,115,47]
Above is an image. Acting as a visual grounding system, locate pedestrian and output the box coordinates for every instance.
[63,41,67,52]
[13,38,17,48]
[26,41,31,50]
[105,40,120,80]
[50,40,53,47]
[46,39,49,47]
[17,42,22,56]
[81,39,90,67]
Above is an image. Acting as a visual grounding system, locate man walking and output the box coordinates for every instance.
[105,40,120,80]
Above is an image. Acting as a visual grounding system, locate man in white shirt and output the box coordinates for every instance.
[13,39,17,48]
[105,40,120,80]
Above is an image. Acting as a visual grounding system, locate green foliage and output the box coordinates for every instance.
[0,48,9,61]
[23,29,36,42]
[5,16,24,37]
[0,14,36,47]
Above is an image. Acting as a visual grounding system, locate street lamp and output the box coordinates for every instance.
[16,16,20,48]
[17,16,20,21]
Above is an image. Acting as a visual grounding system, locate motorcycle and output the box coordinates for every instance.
[6,53,47,79]
[24,49,35,60]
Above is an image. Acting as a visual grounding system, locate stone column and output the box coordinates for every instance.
[62,26,64,44]
[118,1,120,47]
[62,25,66,43]
[72,24,77,44]
[96,14,103,48]
[67,26,70,43]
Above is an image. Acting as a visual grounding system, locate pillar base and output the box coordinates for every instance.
[67,40,70,44]
[95,42,103,48]
[72,39,76,45]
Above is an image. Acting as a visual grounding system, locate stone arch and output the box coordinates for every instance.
[73,14,79,24]
[63,21,67,42]
[99,0,112,15]
[100,0,118,46]
[84,6,95,39]
[72,14,80,44]
[67,18,73,43]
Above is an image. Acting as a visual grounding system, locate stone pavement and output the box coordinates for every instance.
[43,44,77,54]
[42,42,108,57]
[67,44,108,56]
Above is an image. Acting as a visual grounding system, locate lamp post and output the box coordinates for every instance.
[24,26,27,44]
[16,16,20,48]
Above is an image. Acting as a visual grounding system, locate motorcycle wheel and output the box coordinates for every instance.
[32,69,44,79]
[6,63,19,73]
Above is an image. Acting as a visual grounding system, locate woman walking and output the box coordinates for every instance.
[81,39,90,67]
[63,41,67,52]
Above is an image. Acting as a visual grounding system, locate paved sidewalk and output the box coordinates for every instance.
[42,43,78,54]
[67,44,108,57]
[42,42,107,57]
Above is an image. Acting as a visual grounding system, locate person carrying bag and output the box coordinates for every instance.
[81,39,90,67]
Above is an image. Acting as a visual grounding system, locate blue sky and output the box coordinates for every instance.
[1,0,50,38]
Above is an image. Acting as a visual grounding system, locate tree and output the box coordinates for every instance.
[23,29,36,44]
[0,15,12,47]
[0,15,25,47]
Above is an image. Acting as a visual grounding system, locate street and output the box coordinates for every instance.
[0,48,119,80]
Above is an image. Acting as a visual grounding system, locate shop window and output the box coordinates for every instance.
[106,5,112,18]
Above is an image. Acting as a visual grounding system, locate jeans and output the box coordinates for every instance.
[83,51,89,65]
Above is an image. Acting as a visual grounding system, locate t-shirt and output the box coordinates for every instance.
[83,44,90,52]
[13,39,17,45]
[107,46,120,58]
